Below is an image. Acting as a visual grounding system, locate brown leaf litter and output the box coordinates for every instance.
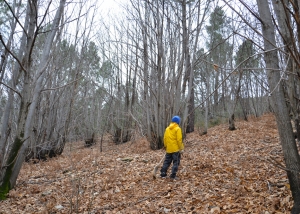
[0,113,293,213]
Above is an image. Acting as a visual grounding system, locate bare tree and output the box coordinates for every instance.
[0,0,66,199]
[123,0,211,148]
[256,0,300,212]
[271,0,300,142]
[0,0,28,177]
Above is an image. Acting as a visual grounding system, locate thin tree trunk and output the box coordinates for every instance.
[0,0,21,83]
[204,68,210,134]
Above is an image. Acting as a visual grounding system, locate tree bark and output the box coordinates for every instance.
[0,0,37,200]
[11,0,66,188]
[272,0,300,138]
[181,0,194,134]
[0,0,66,199]
[0,0,29,176]
[257,0,300,212]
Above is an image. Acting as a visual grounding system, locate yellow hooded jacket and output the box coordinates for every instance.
[164,122,184,153]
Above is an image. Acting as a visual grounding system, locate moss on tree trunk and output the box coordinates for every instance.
[0,135,23,200]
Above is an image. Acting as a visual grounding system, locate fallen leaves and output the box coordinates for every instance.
[0,113,294,213]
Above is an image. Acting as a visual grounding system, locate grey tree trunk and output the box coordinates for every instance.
[0,0,66,199]
[141,1,151,142]
[11,0,66,188]
[0,0,29,177]
[257,0,300,212]
[204,62,210,134]
[126,0,210,148]
[181,0,194,134]
[272,0,300,143]
[0,0,37,200]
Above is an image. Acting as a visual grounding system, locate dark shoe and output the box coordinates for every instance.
[160,172,167,178]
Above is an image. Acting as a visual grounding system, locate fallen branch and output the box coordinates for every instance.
[152,153,165,179]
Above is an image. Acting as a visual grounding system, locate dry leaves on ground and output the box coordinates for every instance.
[0,113,293,213]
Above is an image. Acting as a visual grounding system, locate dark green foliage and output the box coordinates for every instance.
[205,6,232,64]
[206,6,228,33]
[99,60,114,80]
[235,40,259,68]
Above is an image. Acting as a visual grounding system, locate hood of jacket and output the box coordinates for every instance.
[168,122,178,130]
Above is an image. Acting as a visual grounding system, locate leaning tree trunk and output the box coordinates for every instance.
[10,0,66,188]
[0,0,37,200]
[0,0,66,199]
[0,0,29,176]
[257,0,300,212]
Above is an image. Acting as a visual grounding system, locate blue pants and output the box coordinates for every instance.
[160,152,181,178]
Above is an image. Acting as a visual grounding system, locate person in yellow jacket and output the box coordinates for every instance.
[160,116,184,180]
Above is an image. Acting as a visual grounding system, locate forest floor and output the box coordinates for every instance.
[0,113,294,214]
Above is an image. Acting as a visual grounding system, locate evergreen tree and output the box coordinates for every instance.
[205,6,232,115]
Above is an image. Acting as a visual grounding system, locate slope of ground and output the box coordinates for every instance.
[0,113,293,213]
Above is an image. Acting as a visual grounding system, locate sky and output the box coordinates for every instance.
[98,0,127,17]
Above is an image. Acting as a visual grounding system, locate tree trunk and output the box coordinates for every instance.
[0,0,30,181]
[272,0,300,145]
[181,0,195,134]
[0,0,66,199]
[257,0,300,212]
[228,114,235,131]
[141,1,151,143]
[11,0,66,188]
[154,0,164,150]
[0,0,37,199]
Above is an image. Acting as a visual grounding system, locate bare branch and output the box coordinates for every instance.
[0,34,28,73]
[41,77,83,92]
[238,0,263,23]
[3,0,28,37]
[191,45,286,114]
[0,81,22,98]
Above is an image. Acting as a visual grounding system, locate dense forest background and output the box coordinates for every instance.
[1,0,300,212]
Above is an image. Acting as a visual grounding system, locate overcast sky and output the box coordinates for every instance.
[99,0,127,17]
